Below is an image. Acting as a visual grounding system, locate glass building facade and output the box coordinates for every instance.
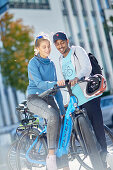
[60,0,113,91]
[9,0,50,9]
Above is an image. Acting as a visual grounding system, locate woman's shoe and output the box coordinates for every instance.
[46,154,57,170]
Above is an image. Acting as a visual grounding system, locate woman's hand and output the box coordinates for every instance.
[64,103,68,108]
[60,114,65,120]
[69,77,79,86]
[57,80,65,86]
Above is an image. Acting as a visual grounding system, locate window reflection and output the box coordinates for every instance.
[9,0,50,9]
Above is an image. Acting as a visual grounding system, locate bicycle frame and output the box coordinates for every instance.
[24,95,79,164]
[23,80,82,166]
[56,95,79,157]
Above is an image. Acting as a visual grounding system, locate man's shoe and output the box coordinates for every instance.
[100,151,111,170]
[103,161,111,170]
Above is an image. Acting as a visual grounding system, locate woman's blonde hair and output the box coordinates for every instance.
[34,32,51,55]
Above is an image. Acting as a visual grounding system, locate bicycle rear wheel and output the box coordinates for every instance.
[16,128,47,170]
[72,115,104,170]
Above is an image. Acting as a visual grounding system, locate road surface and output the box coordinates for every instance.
[0,129,113,170]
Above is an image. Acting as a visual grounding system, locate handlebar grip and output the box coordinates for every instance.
[38,88,54,98]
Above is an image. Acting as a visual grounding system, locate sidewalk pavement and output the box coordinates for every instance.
[1,143,113,170]
[0,133,113,170]
[31,154,113,170]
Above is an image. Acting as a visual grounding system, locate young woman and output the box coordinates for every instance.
[27,33,69,170]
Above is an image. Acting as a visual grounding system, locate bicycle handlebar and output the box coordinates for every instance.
[38,78,86,98]
[38,84,66,98]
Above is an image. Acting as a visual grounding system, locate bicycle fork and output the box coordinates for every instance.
[56,115,73,157]
[73,115,87,155]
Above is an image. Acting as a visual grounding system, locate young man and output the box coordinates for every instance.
[53,31,108,169]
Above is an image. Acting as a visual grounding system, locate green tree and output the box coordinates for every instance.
[0,12,34,93]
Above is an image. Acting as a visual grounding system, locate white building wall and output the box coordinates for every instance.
[73,0,91,51]
[65,0,80,45]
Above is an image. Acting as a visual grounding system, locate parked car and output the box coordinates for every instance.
[100,95,113,126]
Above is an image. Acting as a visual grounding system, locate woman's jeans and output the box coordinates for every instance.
[27,94,60,150]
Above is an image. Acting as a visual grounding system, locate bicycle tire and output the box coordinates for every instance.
[104,124,113,153]
[71,132,92,170]
[16,128,47,170]
[71,123,113,170]
[7,140,18,170]
[72,115,104,170]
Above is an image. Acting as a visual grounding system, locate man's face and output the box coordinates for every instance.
[54,39,69,55]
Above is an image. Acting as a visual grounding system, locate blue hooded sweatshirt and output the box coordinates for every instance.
[27,55,65,115]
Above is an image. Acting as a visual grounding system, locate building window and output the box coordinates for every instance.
[70,0,77,16]
[105,0,113,8]
[9,0,50,9]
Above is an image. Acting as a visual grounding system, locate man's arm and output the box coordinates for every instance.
[75,46,92,79]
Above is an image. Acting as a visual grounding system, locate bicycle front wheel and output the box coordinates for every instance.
[104,124,113,153]
[77,115,104,170]
[16,128,47,170]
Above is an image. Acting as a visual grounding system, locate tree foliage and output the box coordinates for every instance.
[0,12,34,93]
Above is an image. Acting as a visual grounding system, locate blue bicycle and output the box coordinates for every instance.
[8,79,113,170]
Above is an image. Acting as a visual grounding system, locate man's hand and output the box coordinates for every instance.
[69,77,79,86]
[57,80,65,86]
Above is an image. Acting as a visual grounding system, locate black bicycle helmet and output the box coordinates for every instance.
[85,74,106,97]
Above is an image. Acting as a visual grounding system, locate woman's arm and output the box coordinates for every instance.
[28,59,56,90]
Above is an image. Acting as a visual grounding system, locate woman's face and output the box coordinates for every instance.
[38,40,51,58]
